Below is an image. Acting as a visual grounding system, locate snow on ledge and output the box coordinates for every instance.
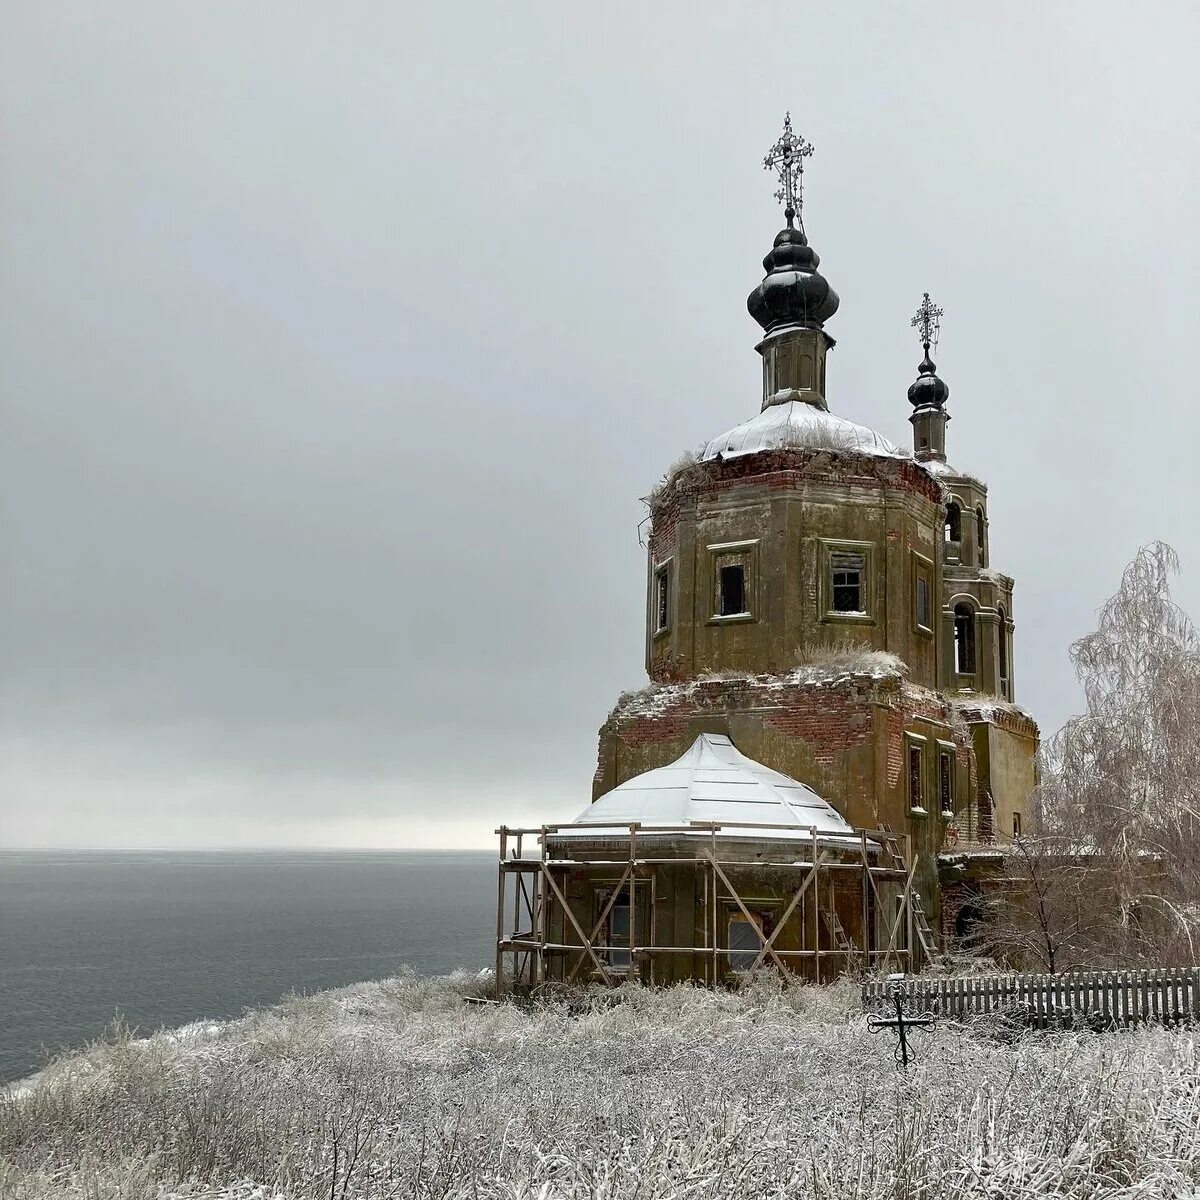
[949,693,1038,726]
[612,652,908,721]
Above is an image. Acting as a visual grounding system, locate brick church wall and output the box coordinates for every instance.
[593,671,974,838]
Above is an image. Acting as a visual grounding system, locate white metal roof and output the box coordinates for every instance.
[554,734,859,844]
[700,401,901,462]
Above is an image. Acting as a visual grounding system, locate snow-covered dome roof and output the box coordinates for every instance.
[700,401,901,462]
[554,734,859,844]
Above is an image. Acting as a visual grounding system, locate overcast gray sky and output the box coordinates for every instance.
[2,3,1197,849]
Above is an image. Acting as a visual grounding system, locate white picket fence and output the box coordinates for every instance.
[862,967,1200,1030]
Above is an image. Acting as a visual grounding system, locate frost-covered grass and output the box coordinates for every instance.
[2,971,1199,1199]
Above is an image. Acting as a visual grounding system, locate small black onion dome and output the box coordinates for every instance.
[747,225,840,332]
[907,350,950,409]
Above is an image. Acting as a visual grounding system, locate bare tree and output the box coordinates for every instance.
[980,835,1111,973]
[990,542,1200,968]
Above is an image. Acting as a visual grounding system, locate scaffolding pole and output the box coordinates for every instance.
[493,820,920,995]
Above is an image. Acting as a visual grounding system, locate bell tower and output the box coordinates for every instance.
[908,293,949,462]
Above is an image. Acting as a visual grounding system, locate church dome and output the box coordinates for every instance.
[700,400,901,461]
[907,350,950,409]
[747,227,840,333]
[556,734,858,844]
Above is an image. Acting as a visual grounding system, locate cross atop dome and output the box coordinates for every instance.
[911,292,943,353]
[908,291,950,462]
[763,113,814,231]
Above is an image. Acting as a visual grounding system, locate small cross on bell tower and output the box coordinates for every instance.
[907,292,951,463]
[912,292,943,356]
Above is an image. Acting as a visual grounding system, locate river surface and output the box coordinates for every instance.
[0,850,496,1083]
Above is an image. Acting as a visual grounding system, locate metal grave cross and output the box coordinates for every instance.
[868,988,937,1070]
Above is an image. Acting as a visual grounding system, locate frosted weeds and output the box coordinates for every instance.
[2,971,1198,1199]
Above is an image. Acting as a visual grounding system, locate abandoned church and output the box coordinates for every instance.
[496,117,1039,989]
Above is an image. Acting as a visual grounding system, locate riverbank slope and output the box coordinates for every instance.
[2,971,1198,1198]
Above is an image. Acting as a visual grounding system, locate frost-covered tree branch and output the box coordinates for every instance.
[989,542,1200,969]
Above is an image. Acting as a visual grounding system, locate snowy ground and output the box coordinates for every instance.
[2,970,1199,1199]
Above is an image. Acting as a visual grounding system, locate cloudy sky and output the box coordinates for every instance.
[2,3,1197,849]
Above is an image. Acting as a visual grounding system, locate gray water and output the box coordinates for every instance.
[0,850,496,1084]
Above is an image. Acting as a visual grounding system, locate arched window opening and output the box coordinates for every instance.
[997,605,1009,698]
[976,507,987,567]
[945,502,961,544]
[954,602,976,675]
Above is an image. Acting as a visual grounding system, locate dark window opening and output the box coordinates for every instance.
[598,888,632,969]
[1012,812,1023,838]
[939,752,954,815]
[894,895,910,951]
[908,744,924,810]
[976,508,987,567]
[717,563,746,616]
[655,567,670,633]
[945,503,961,544]
[955,896,985,948]
[727,910,774,972]
[831,552,865,613]
[916,574,931,629]
[998,606,1009,696]
[954,603,976,674]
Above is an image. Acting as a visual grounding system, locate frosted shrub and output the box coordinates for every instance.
[988,542,1200,970]
[2,972,1199,1199]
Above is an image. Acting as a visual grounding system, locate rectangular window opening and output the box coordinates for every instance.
[718,563,747,617]
[597,888,632,970]
[916,574,931,630]
[939,752,954,816]
[654,566,670,633]
[831,552,865,614]
[726,910,773,973]
[1013,812,1023,839]
[908,744,924,811]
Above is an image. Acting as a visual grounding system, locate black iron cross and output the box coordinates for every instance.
[868,992,937,1070]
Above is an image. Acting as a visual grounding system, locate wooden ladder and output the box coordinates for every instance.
[821,910,854,954]
[909,891,943,969]
[877,825,907,871]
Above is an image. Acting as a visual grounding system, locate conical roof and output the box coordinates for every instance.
[553,734,859,844]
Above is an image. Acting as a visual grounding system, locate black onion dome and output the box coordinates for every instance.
[907,350,950,409]
[746,226,840,333]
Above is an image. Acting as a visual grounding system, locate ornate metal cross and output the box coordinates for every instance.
[868,989,937,1070]
[763,112,814,230]
[911,292,944,353]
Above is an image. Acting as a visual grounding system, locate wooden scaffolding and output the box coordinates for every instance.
[495,820,930,994]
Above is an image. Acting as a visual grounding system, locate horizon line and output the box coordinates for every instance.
[0,844,498,854]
